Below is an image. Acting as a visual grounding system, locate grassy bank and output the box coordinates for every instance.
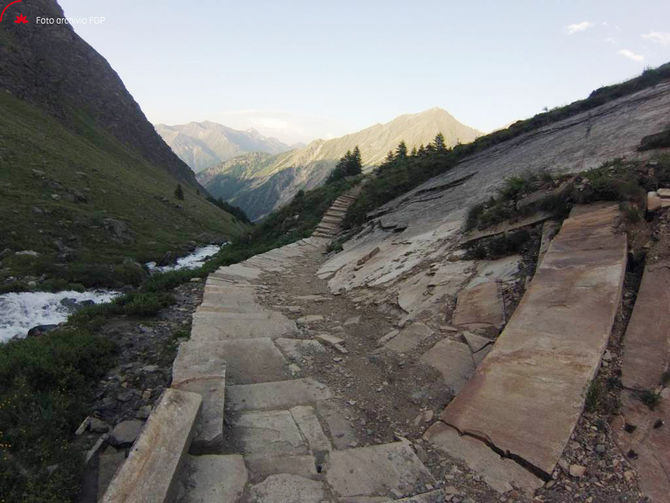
[0,92,249,294]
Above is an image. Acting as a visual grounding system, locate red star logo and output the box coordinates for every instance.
[14,13,27,24]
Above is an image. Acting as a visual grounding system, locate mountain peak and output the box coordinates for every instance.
[156,121,292,172]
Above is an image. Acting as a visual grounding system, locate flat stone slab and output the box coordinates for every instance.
[215,338,289,385]
[468,255,521,288]
[191,310,296,340]
[290,405,331,455]
[424,422,542,494]
[173,378,226,453]
[172,341,226,386]
[178,454,247,502]
[461,331,492,353]
[102,388,202,503]
[226,378,332,412]
[275,338,326,361]
[212,263,263,280]
[396,261,473,316]
[247,473,327,503]
[441,204,627,477]
[199,284,257,310]
[244,454,318,483]
[613,389,670,502]
[384,323,433,354]
[420,339,475,394]
[316,399,358,450]
[230,410,309,457]
[451,280,504,334]
[326,441,436,499]
[621,261,670,390]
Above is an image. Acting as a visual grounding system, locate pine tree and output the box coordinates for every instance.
[396,141,408,158]
[174,183,184,200]
[433,132,446,151]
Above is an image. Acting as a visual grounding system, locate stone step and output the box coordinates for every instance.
[174,378,226,453]
[190,310,297,341]
[211,263,263,281]
[174,337,290,386]
[325,441,437,500]
[438,203,627,482]
[226,378,332,412]
[178,454,247,502]
[315,227,338,234]
[319,222,341,230]
[101,388,202,503]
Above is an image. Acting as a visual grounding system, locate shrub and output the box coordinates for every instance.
[640,390,661,410]
[0,329,115,501]
[585,380,602,413]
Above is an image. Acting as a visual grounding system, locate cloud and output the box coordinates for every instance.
[604,37,617,45]
[642,31,670,46]
[566,21,594,34]
[618,49,644,62]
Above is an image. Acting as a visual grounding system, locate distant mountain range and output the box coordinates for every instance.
[155,121,293,173]
[197,108,481,220]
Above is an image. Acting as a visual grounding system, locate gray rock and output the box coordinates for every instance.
[109,419,144,447]
[89,417,110,433]
[135,406,152,420]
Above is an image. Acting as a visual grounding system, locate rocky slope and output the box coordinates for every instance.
[198,108,481,220]
[156,121,292,173]
[0,0,247,291]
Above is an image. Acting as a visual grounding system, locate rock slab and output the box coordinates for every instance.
[441,204,627,477]
[102,388,202,503]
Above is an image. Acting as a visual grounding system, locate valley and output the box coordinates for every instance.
[195,108,481,220]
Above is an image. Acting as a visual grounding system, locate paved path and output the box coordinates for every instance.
[168,191,443,501]
[175,236,441,502]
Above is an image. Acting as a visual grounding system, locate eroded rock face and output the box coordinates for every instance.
[320,80,670,296]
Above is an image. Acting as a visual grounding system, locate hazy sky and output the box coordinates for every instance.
[58,0,669,144]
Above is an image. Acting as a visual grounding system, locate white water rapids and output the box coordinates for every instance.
[0,244,225,342]
[145,244,223,272]
[0,290,120,342]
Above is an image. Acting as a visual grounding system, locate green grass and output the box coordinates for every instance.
[638,127,670,151]
[585,380,603,413]
[0,92,249,292]
[0,328,115,502]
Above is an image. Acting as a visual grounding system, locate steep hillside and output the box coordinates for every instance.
[199,107,480,220]
[0,0,247,291]
[156,121,292,173]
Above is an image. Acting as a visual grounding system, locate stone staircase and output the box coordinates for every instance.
[312,189,359,239]
[102,234,442,502]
